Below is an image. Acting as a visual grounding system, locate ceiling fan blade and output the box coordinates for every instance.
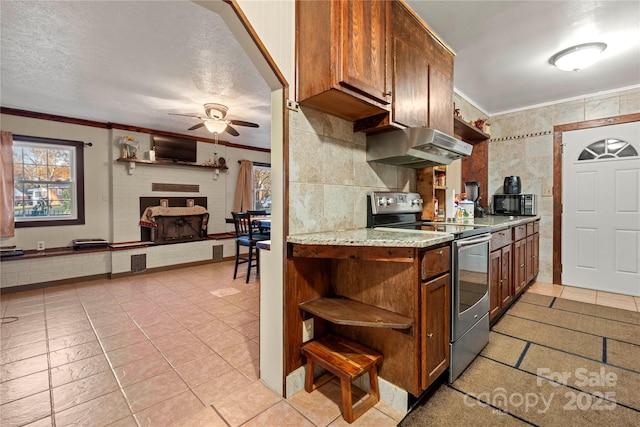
[229,119,259,128]
[169,113,204,119]
[225,125,240,137]
[188,122,206,131]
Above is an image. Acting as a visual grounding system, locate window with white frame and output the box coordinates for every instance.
[253,164,271,212]
[12,135,85,227]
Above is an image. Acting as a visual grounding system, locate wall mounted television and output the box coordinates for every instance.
[152,135,197,163]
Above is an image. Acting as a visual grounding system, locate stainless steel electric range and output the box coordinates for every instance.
[367,191,491,383]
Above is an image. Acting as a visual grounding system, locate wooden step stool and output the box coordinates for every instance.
[300,334,383,423]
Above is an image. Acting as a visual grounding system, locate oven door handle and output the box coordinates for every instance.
[456,233,492,246]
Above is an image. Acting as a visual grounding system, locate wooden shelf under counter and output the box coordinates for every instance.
[299,297,413,329]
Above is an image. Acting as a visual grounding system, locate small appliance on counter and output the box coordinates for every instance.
[493,194,537,216]
[444,188,457,220]
[464,181,485,218]
[503,176,521,194]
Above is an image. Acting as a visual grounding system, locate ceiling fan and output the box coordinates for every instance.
[169,103,259,136]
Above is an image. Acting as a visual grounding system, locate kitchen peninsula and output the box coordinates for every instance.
[286,228,453,398]
[286,214,540,404]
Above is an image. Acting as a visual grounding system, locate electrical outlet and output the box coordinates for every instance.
[302,318,314,342]
[286,99,299,112]
[37,241,45,251]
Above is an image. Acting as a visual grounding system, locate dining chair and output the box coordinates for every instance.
[231,211,269,283]
[248,210,270,238]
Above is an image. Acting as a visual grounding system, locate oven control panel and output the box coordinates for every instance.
[369,192,423,214]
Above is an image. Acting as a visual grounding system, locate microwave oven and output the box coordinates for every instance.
[493,194,537,216]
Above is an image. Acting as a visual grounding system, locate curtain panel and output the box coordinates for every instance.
[1,131,15,237]
[233,160,253,213]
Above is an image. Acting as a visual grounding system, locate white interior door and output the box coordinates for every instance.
[562,121,640,296]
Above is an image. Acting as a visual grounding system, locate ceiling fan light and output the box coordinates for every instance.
[204,119,227,134]
[550,42,607,72]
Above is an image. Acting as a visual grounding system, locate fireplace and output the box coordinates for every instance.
[139,197,208,244]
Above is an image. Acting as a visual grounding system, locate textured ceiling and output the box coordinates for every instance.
[0,0,272,148]
[407,0,640,115]
[2,1,638,148]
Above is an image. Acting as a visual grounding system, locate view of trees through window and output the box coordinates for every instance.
[253,165,271,211]
[13,140,75,220]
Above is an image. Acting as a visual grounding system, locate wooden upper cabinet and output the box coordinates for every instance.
[296,0,391,122]
[298,0,454,133]
[339,0,391,105]
[354,1,454,134]
[392,37,429,128]
[429,66,454,136]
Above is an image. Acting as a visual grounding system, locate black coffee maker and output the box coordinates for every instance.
[464,181,485,218]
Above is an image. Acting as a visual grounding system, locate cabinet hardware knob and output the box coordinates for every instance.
[384,91,392,96]
[437,250,443,256]
[427,333,433,339]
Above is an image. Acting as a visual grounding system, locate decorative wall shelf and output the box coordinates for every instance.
[117,158,228,175]
[453,116,490,143]
[117,158,228,170]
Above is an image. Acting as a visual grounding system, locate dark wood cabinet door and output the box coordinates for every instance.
[339,0,390,105]
[421,274,450,390]
[429,66,454,135]
[526,235,534,283]
[501,245,513,306]
[513,239,527,295]
[392,37,429,127]
[533,232,539,278]
[489,249,501,320]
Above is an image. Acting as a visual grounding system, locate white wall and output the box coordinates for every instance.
[1,114,112,250]
[0,113,269,288]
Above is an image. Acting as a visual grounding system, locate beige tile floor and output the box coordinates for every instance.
[0,260,404,427]
[527,281,640,311]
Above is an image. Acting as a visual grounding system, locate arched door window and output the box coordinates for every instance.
[578,138,638,161]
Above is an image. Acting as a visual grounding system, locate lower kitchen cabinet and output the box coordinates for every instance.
[286,242,451,397]
[489,219,539,323]
[489,245,512,320]
[513,238,527,295]
[421,273,450,389]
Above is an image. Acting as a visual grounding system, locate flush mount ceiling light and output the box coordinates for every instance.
[549,42,607,71]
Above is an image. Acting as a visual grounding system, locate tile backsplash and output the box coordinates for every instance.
[288,107,415,234]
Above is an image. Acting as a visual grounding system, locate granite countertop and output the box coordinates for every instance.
[287,228,453,248]
[287,216,540,248]
[467,215,541,231]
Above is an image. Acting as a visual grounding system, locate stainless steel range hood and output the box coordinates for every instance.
[366,127,473,168]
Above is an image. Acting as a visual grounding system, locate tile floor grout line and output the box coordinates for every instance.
[81,287,140,427]
[43,289,57,427]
